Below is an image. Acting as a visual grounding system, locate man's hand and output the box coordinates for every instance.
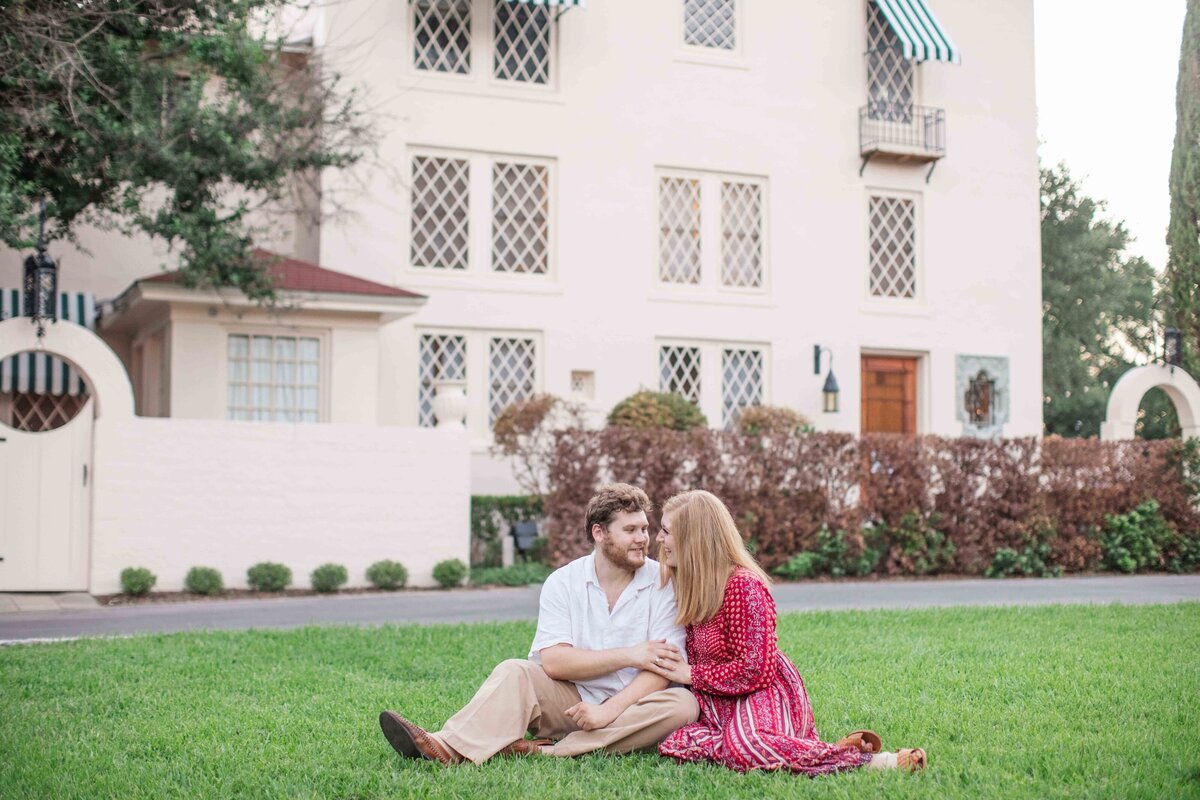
[565,700,620,731]
[625,639,683,672]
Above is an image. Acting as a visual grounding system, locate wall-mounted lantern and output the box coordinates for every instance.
[813,345,840,413]
[1164,326,1183,368]
[22,200,57,339]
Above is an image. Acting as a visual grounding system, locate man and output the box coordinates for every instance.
[379,483,698,765]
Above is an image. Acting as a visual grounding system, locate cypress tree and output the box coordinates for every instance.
[1167,0,1200,374]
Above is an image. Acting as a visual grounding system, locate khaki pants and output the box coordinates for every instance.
[435,658,699,765]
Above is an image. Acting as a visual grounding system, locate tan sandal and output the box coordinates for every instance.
[897,748,927,772]
[835,730,883,753]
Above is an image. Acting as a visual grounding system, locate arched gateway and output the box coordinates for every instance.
[1100,363,1200,441]
[0,318,134,591]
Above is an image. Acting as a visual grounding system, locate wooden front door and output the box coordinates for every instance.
[861,356,917,435]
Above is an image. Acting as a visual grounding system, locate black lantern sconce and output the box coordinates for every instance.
[813,345,840,413]
[1164,327,1183,368]
[22,200,58,339]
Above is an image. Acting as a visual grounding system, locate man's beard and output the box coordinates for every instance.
[600,537,645,572]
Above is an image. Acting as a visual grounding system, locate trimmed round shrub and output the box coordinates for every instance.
[607,390,707,431]
[247,562,293,592]
[432,558,468,588]
[310,563,348,593]
[119,567,156,596]
[184,566,224,596]
[366,560,409,590]
[738,405,811,436]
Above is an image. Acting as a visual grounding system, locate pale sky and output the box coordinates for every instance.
[1035,0,1187,271]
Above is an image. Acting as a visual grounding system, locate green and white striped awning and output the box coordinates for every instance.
[1,290,96,396]
[873,0,960,64]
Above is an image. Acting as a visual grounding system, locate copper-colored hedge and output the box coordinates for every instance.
[544,430,1199,574]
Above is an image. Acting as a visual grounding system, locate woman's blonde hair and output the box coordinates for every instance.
[659,490,771,625]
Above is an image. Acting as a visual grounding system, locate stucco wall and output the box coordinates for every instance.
[90,418,470,593]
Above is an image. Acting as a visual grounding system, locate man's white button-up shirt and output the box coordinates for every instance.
[528,552,687,705]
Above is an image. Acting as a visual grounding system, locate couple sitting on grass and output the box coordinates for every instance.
[380,483,926,777]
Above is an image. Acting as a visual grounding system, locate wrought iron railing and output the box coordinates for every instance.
[859,103,946,158]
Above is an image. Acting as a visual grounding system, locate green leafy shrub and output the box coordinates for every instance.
[607,391,707,431]
[119,567,156,596]
[986,521,1061,578]
[310,563,348,593]
[882,512,956,575]
[815,527,881,577]
[366,560,408,590]
[470,563,553,586]
[738,405,812,436]
[1101,500,1173,573]
[773,552,820,580]
[432,559,468,588]
[247,562,292,592]
[184,566,223,595]
[1168,535,1200,573]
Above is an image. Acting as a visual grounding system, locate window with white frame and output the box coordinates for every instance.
[493,0,552,84]
[492,161,549,274]
[411,155,471,271]
[684,0,736,50]
[412,0,472,75]
[866,1,914,122]
[658,170,766,291]
[868,194,917,299]
[418,333,468,427]
[722,347,763,429]
[489,336,537,424]
[659,345,702,404]
[227,334,320,422]
[409,150,554,277]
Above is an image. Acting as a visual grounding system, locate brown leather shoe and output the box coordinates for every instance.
[497,738,552,756]
[378,711,458,765]
[835,729,883,753]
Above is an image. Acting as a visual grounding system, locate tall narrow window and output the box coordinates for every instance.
[720,181,763,288]
[868,195,917,299]
[418,334,468,427]
[721,348,763,429]
[966,371,996,427]
[412,0,472,74]
[489,337,537,424]
[492,162,550,274]
[684,0,736,50]
[866,1,913,121]
[494,0,552,84]
[659,345,702,404]
[228,334,320,422]
[411,155,471,271]
[659,176,702,284]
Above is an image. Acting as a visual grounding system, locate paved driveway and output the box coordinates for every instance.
[1,574,1197,644]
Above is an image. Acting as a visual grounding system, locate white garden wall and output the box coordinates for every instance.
[90,418,470,593]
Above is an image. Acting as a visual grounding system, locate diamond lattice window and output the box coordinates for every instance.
[722,348,763,429]
[721,181,763,288]
[489,337,537,424]
[492,162,550,274]
[412,155,470,271]
[494,0,552,84]
[684,0,736,50]
[869,195,917,299]
[659,177,702,284]
[413,0,472,74]
[866,1,913,122]
[659,346,702,405]
[419,334,468,427]
[2,391,89,432]
[227,335,320,422]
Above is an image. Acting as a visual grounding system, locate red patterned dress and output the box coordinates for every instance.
[658,569,871,776]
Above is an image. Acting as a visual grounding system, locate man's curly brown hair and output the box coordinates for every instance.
[585,483,652,543]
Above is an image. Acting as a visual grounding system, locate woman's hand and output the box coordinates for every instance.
[650,658,692,685]
[625,639,683,672]
[565,701,620,731]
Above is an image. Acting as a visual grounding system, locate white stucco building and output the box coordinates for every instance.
[2,0,1041,500]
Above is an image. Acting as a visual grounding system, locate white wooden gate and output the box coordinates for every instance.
[0,399,93,591]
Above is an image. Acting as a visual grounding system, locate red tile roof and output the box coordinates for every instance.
[139,249,424,299]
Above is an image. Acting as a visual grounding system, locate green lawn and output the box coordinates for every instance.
[2,604,1198,800]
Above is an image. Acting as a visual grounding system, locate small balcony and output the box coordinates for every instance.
[858,103,946,179]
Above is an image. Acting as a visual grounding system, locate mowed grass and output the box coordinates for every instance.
[2,604,1198,800]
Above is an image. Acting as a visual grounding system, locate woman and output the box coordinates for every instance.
[650,490,926,775]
